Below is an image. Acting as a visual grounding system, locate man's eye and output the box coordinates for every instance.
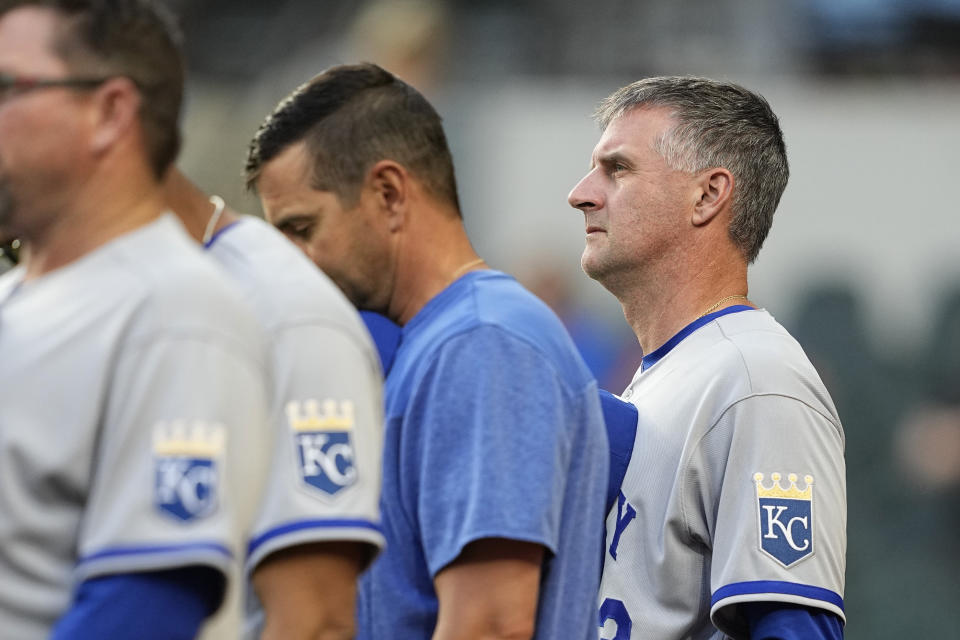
[285,223,313,239]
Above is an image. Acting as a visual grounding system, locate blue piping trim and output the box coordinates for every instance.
[247,518,383,558]
[712,580,844,612]
[202,220,241,249]
[77,541,232,566]
[641,305,754,372]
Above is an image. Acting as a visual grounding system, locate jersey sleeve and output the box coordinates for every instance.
[245,322,385,572]
[696,393,846,637]
[404,325,578,577]
[75,332,271,583]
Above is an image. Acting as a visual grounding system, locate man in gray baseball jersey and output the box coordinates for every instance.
[568,77,847,639]
[0,2,271,638]
[165,168,385,640]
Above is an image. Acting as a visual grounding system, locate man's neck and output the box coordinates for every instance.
[21,170,165,280]
[163,169,239,244]
[617,253,751,355]
[387,208,483,326]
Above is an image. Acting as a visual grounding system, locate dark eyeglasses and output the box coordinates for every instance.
[0,72,113,102]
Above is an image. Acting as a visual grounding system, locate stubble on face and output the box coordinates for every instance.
[0,8,88,242]
[258,143,393,313]
[576,107,693,296]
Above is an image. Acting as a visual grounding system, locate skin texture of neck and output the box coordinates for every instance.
[386,197,482,327]
[617,237,751,355]
[163,167,239,243]
[20,157,166,281]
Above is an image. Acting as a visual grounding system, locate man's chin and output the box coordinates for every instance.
[580,251,607,282]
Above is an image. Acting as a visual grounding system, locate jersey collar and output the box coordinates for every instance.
[640,305,754,372]
[203,220,242,249]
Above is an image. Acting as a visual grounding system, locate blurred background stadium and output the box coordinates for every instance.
[6,0,955,636]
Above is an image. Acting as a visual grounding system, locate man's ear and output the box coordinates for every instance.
[691,167,734,227]
[367,160,408,232]
[88,76,141,157]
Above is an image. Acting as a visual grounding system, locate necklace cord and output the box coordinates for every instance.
[697,294,750,319]
[450,257,485,281]
[202,195,226,244]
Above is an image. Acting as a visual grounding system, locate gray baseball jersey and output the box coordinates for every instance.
[599,308,846,639]
[0,215,271,639]
[204,217,384,636]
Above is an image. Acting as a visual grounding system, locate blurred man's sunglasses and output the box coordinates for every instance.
[0,73,113,102]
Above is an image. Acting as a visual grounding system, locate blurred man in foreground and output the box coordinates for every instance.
[568,76,847,639]
[0,2,270,637]
[246,63,609,639]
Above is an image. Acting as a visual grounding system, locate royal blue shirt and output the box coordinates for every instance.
[355,270,608,639]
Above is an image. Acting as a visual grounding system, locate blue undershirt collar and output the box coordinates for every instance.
[640,305,755,372]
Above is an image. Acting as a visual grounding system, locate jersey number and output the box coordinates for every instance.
[598,598,632,640]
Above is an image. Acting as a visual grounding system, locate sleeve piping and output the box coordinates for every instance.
[710,580,845,622]
[247,518,383,559]
[75,541,233,582]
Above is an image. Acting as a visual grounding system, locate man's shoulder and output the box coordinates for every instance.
[208,216,366,337]
[425,271,590,379]
[714,311,823,388]
[467,272,583,357]
[687,310,840,423]
[108,216,265,352]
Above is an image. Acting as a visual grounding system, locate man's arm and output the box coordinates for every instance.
[254,541,369,640]
[432,539,544,640]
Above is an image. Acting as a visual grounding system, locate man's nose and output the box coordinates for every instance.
[567,173,601,212]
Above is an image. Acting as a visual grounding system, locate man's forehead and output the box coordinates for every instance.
[259,142,313,189]
[0,6,65,73]
[590,120,637,165]
[591,106,672,160]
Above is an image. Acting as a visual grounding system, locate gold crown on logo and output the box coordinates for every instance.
[754,472,813,500]
[286,399,355,432]
[153,420,226,457]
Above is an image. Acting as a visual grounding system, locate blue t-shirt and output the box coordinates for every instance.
[356,270,608,639]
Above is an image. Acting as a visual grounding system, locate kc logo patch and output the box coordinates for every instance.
[287,400,357,497]
[153,421,225,522]
[754,472,814,567]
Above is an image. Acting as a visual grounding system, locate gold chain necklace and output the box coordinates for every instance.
[697,294,750,319]
[450,257,486,281]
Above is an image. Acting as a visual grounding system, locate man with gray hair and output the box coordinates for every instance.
[568,77,846,639]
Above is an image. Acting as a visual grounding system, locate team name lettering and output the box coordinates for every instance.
[609,491,636,560]
[754,472,815,566]
[761,504,810,551]
[155,458,218,519]
[297,433,357,487]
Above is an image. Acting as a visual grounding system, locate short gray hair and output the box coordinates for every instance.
[595,76,788,263]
